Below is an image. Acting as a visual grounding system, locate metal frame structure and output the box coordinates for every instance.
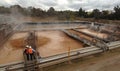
[0,41,120,71]
[61,29,109,51]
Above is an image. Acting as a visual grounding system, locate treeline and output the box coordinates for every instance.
[0,5,120,20]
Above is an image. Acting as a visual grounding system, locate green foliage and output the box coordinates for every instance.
[114,5,120,20]
[0,5,120,20]
[92,9,101,19]
[78,8,87,18]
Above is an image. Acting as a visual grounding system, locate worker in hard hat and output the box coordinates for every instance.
[28,46,36,60]
[24,45,36,61]
[24,45,30,60]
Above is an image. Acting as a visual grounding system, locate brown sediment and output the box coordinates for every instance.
[0,33,27,64]
[10,36,50,49]
[77,29,108,39]
[0,31,84,64]
[37,36,51,47]
[10,38,26,49]
[37,31,84,57]
[68,29,93,41]
[10,33,28,40]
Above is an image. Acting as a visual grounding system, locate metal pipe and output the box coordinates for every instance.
[0,41,120,71]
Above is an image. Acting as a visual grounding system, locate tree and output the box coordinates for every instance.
[78,8,83,17]
[92,9,101,19]
[78,8,86,17]
[10,5,25,15]
[47,7,56,16]
[114,5,120,20]
[100,10,109,19]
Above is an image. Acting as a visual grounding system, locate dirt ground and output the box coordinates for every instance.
[44,48,120,71]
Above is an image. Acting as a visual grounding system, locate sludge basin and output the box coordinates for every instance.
[0,22,120,70]
[0,30,86,65]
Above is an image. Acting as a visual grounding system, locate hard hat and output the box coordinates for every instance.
[29,46,32,48]
[26,45,29,48]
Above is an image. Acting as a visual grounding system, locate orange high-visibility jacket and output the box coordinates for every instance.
[27,48,33,54]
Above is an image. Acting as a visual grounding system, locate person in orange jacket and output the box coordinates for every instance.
[24,45,35,61]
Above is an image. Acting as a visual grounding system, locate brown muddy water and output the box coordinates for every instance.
[0,31,84,64]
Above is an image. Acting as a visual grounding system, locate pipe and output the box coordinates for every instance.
[0,41,120,71]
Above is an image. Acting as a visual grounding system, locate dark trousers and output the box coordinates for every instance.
[26,54,29,61]
[26,53,35,61]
